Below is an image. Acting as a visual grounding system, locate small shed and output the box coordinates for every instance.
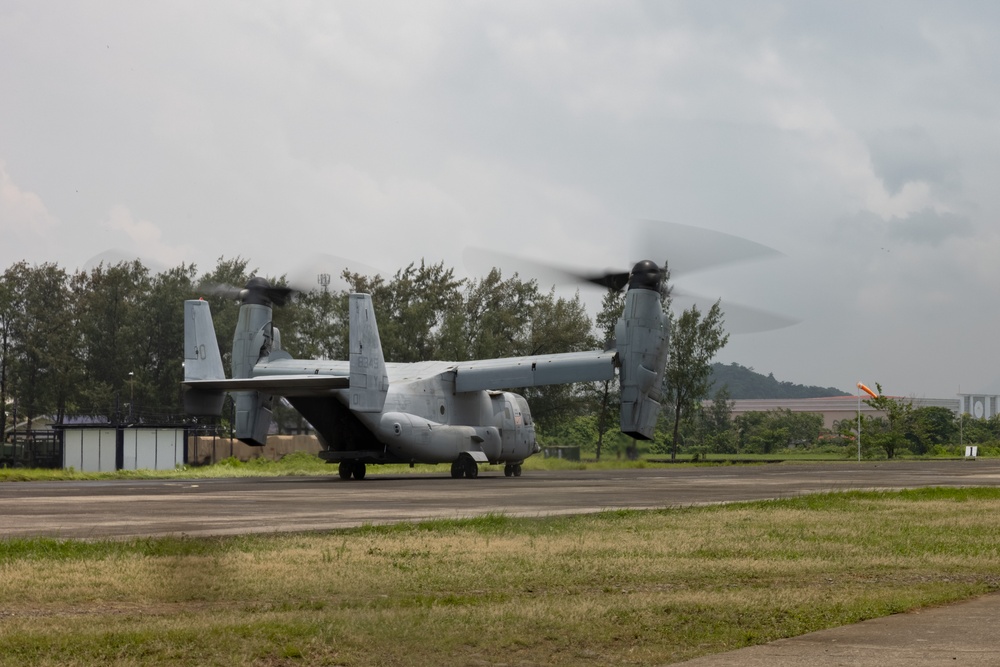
[59,424,187,472]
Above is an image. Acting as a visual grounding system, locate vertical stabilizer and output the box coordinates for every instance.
[349,293,389,412]
[183,299,226,416]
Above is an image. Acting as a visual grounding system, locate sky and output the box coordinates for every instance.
[2,1,999,398]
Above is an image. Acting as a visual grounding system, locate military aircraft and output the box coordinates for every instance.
[181,221,789,479]
[181,258,672,480]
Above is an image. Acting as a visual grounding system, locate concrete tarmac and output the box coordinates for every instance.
[673,590,1000,666]
[2,459,1000,539]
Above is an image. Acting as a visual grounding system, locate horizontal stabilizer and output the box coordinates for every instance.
[183,375,349,395]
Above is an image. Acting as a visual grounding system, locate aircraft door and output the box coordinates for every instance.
[492,392,533,460]
[491,394,514,457]
[505,397,522,457]
[506,394,530,458]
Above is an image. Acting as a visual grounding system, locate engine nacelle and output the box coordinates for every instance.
[615,262,670,440]
[232,286,277,446]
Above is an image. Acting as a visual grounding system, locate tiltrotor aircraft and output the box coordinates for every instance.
[182,260,671,480]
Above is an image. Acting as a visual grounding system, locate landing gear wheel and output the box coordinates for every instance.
[338,462,351,480]
[464,459,479,479]
[450,460,464,479]
[504,464,513,477]
[352,462,367,480]
[513,464,522,477]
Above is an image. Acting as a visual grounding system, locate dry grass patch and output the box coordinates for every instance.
[1,488,999,665]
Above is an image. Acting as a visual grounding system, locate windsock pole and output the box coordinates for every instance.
[856,382,863,462]
[855,382,878,462]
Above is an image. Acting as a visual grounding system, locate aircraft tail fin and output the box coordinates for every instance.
[183,299,226,416]
[615,286,670,440]
[349,293,389,412]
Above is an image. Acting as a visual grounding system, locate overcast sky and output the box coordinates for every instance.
[2,2,999,398]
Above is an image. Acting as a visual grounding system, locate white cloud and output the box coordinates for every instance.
[0,163,58,237]
[101,205,190,269]
[1,1,999,397]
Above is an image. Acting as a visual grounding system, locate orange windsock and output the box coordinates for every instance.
[857,382,878,399]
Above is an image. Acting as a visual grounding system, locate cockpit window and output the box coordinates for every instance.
[515,396,533,425]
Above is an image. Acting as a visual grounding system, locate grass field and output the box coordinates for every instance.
[1,448,978,483]
[1,487,999,666]
[0,451,682,483]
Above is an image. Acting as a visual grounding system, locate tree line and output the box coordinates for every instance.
[12,255,984,460]
[0,257,730,456]
[551,382,997,460]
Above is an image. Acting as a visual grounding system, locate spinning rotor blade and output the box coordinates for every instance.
[671,288,800,334]
[463,248,629,291]
[195,256,385,306]
[465,219,796,333]
[198,282,245,300]
[197,280,296,306]
[634,219,783,278]
[467,220,783,292]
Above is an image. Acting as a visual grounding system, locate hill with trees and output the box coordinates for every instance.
[709,362,850,399]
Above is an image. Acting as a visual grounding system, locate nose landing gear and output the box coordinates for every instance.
[338,461,367,480]
[503,463,522,477]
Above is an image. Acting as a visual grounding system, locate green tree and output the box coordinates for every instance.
[439,268,538,361]
[665,300,729,460]
[5,263,77,426]
[71,260,152,418]
[286,284,350,361]
[346,261,464,363]
[589,288,624,460]
[734,409,824,454]
[694,386,737,453]
[911,406,957,453]
[518,289,597,434]
[862,383,914,459]
[136,264,197,416]
[0,270,14,441]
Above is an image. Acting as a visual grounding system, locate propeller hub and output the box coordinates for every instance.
[628,260,662,292]
[242,277,273,306]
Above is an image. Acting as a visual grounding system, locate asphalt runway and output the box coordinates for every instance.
[2,459,1000,540]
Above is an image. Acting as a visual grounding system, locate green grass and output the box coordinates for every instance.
[1,488,1000,665]
[0,447,990,482]
[0,450,680,482]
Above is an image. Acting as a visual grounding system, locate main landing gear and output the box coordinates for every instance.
[450,456,478,479]
[449,455,523,479]
[338,461,366,480]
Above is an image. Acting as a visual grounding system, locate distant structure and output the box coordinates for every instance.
[722,396,961,430]
[958,394,1000,420]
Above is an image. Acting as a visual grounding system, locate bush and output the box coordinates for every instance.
[215,456,244,468]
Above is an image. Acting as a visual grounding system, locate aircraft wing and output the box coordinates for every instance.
[454,350,615,393]
[183,375,349,396]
